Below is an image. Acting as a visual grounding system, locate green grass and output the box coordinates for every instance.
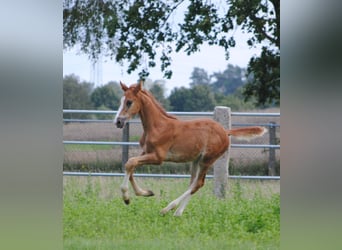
[129,135,141,142]
[64,144,115,151]
[64,177,279,249]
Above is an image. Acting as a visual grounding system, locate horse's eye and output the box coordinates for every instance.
[126,100,132,108]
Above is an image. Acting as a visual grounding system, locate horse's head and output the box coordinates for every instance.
[114,81,143,128]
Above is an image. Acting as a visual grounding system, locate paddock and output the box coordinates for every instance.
[63,175,280,249]
[63,108,280,189]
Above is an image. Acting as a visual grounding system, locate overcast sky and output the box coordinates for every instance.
[63,28,263,96]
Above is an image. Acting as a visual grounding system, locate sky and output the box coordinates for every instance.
[63,29,263,96]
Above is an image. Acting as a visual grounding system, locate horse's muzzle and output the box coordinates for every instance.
[115,117,126,128]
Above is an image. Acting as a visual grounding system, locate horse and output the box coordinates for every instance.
[114,81,266,216]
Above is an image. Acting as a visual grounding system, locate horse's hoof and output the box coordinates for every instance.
[160,208,168,215]
[124,199,130,205]
[146,190,154,197]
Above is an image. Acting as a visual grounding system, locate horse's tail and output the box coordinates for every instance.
[227,126,267,141]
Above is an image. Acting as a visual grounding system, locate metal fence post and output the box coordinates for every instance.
[213,106,231,198]
[122,122,129,172]
[268,122,276,176]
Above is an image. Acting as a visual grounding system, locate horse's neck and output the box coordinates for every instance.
[139,95,171,132]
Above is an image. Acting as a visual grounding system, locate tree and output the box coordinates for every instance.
[211,64,246,95]
[189,67,210,87]
[64,0,279,106]
[214,91,255,111]
[188,85,216,111]
[90,81,122,110]
[63,74,93,109]
[169,85,215,111]
[243,47,280,106]
[168,87,190,111]
[148,80,171,110]
[63,74,93,118]
[228,0,280,106]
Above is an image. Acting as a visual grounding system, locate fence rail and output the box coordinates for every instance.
[63,171,280,180]
[63,109,280,116]
[63,109,280,187]
[63,140,280,149]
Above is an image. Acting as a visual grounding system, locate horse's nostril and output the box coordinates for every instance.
[116,120,122,127]
[116,117,126,128]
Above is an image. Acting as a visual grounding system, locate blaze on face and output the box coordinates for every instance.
[113,81,142,128]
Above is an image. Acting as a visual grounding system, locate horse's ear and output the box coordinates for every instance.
[134,80,144,94]
[139,80,144,89]
[120,81,128,91]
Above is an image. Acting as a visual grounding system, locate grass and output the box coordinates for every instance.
[63,159,280,176]
[64,144,115,151]
[64,176,279,249]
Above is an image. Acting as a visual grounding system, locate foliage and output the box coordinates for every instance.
[63,77,124,119]
[211,64,246,95]
[228,0,279,48]
[63,74,93,119]
[64,177,280,249]
[168,86,190,111]
[63,0,280,105]
[214,91,256,111]
[230,159,280,176]
[189,67,211,87]
[63,67,257,114]
[168,65,257,111]
[63,153,277,176]
[90,81,123,110]
[63,74,93,109]
[227,0,280,106]
[169,85,216,111]
[243,47,280,106]
[146,80,171,110]
[63,0,120,60]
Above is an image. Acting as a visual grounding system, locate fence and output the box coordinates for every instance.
[63,108,280,197]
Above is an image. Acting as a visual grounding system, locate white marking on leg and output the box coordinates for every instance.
[120,172,130,201]
[113,96,125,124]
[161,166,199,215]
[160,189,192,215]
[174,194,191,216]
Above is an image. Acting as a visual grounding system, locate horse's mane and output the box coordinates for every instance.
[140,89,177,120]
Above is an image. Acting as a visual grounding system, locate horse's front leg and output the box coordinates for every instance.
[120,152,163,205]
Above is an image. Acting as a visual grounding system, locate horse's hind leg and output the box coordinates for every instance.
[160,189,192,216]
[161,159,207,216]
[160,163,199,215]
[173,163,210,216]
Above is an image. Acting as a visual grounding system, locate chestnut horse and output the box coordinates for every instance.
[114,81,266,216]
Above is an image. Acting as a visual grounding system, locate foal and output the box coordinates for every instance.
[114,81,266,216]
